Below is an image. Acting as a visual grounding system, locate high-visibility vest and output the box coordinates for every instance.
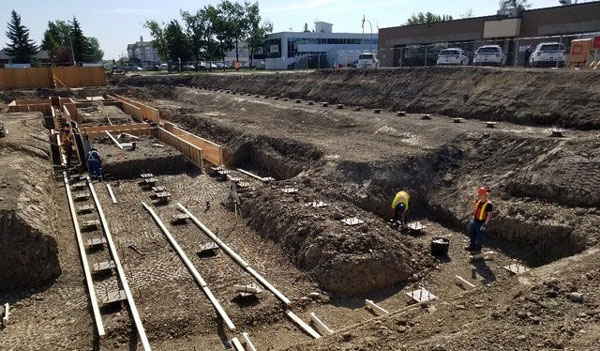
[87,150,99,162]
[474,200,491,221]
[392,191,410,210]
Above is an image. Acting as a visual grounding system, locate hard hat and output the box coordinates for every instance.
[478,187,488,196]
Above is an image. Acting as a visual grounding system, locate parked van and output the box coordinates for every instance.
[356,53,379,68]
[473,45,506,66]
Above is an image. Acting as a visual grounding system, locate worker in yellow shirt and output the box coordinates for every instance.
[391,190,410,228]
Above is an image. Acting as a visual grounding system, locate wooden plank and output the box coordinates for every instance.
[365,299,389,315]
[285,310,321,339]
[178,203,292,306]
[455,275,476,288]
[114,95,160,122]
[241,333,257,351]
[105,131,123,150]
[106,184,117,204]
[142,202,236,331]
[231,337,246,351]
[62,172,105,336]
[88,180,151,351]
[120,100,143,121]
[310,312,334,335]
[2,303,9,327]
[163,122,222,165]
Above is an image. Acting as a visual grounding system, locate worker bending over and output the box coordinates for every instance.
[466,187,493,253]
[391,190,410,227]
[87,148,103,181]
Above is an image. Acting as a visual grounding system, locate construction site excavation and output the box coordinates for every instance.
[1,66,600,351]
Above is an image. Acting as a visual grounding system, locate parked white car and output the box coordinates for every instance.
[437,48,469,65]
[529,42,567,68]
[473,45,506,66]
[356,53,379,68]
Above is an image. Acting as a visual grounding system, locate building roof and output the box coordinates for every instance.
[0,49,49,60]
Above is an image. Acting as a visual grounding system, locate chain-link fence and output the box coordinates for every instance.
[378,31,600,69]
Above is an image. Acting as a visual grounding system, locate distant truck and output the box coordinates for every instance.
[356,53,380,68]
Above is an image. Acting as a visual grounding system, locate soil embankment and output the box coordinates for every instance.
[114,67,600,130]
[0,112,61,291]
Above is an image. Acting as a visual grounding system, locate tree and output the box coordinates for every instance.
[460,9,474,19]
[41,20,71,62]
[181,7,220,61]
[218,0,250,63]
[3,10,38,63]
[85,37,104,62]
[164,19,192,62]
[246,3,272,67]
[303,22,310,32]
[499,0,531,12]
[144,20,169,61]
[70,17,89,63]
[406,12,453,25]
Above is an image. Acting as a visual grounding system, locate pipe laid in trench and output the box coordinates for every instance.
[142,202,236,331]
[177,203,291,305]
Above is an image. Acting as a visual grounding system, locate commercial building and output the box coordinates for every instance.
[378,1,600,67]
[127,36,160,66]
[257,21,378,70]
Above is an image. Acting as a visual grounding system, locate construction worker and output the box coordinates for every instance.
[391,190,410,227]
[465,187,493,253]
[61,129,74,168]
[87,147,103,181]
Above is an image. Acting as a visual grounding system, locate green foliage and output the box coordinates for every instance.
[149,0,272,64]
[86,37,104,62]
[303,22,310,32]
[41,18,102,63]
[144,20,169,61]
[165,20,192,62]
[3,10,38,63]
[499,0,531,11]
[406,12,454,25]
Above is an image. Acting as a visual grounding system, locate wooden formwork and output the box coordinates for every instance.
[163,122,223,166]
[7,100,52,115]
[0,67,106,89]
[120,100,143,122]
[156,127,205,169]
[112,95,160,122]
[81,124,154,139]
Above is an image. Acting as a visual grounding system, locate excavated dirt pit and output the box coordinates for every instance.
[2,68,600,351]
[93,136,187,179]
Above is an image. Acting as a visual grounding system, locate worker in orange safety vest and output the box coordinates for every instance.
[465,187,493,253]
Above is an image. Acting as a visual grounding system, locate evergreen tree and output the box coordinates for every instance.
[3,10,38,63]
[70,16,89,63]
[164,20,192,62]
[303,22,310,32]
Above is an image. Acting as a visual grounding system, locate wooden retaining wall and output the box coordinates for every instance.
[81,124,154,139]
[163,122,223,166]
[113,95,160,122]
[7,99,52,115]
[0,67,106,89]
[156,127,204,169]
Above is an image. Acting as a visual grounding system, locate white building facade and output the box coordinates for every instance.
[127,36,160,64]
[259,22,378,70]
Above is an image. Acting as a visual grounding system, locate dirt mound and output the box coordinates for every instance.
[240,174,431,296]
[0,113,61,291]
[114,67,600,130]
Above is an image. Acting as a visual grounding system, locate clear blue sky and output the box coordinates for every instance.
[0,0,579,60]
